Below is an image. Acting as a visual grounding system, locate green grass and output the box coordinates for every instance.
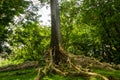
[0,68,85,80]
[43,74,86,80]
[93,68,120,80]
[0,68,37,80]
[0,68,120,80]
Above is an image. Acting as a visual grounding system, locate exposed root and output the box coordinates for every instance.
[52,66,68,76]
[0,61,38,72]
[37,46,109,80]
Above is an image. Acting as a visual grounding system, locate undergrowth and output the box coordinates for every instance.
[0,57,24,67]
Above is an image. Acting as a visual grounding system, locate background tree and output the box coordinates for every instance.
[81,0,120,64]
[0,0,29,54]
[9,23,50,62]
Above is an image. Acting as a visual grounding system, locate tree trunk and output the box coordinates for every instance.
[50,0,61,64]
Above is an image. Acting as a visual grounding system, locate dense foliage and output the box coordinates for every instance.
[81,0,120,63]
[0,0,29,25]
[59,0,120,64]
[0,0,29,54]
[9,23,50,61]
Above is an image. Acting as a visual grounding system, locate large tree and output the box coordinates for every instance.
[38,0,108,80]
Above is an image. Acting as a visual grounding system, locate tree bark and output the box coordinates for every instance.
[50,0,61,48]
[50,0,61,64]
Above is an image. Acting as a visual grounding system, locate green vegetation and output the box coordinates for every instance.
[0,68,120,80]
[93,69,120,80]
[0,68,37,80]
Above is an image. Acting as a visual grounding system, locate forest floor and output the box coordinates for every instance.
[0,67,120,80]
[0,55,120,80]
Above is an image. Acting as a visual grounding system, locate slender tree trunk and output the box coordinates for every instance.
[50,0,61,64]
[50,0,61,48]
